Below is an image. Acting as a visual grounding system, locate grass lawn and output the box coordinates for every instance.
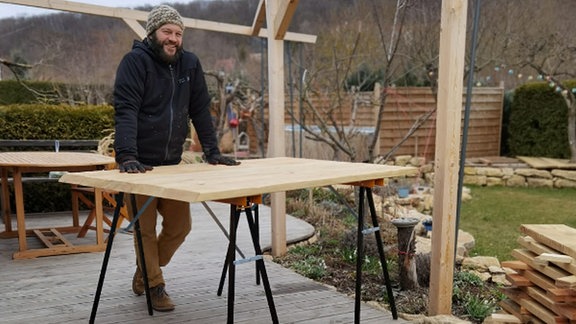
[459,185,576,261]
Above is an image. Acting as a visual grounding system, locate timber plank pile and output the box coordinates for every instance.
[495,224,576,323]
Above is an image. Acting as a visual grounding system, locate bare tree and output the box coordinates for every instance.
[286,0,416,162]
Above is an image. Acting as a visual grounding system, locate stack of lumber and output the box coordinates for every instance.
[491,224,576,324]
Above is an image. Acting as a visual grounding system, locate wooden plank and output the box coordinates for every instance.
[60,158,417,205]
[50,228,74,247]
[33,229,55,248]
[250,0,265,36]
[519,236,558,255]
[518,237,576,275]
[12,244,105,259]
[537,254,574,265]
[506,273,533,287]
[524,270,558,291]
[3,0,317,43]
[556,276,576,288]
[500,298,531,318]
[274,0,299,40]
[526,286,565,317]
[502,287,530,302]
[556,304,576,321]
[547,288,576,303]
[59,158,416,257]
[266,0,289,257]
[428,0,469,314]
[520,298,569,324]
[489,313,522,323]
[521,225,576,260]
[502,260,531,271]
[517,156,576,170]
[512,249,571,280]
[121,18,145,39]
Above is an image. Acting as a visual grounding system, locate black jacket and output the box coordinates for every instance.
[113,39,219,166]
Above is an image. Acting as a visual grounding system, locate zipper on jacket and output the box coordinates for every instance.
[164,64,176,162]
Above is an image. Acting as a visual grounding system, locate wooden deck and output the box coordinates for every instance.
[0,202,404,323]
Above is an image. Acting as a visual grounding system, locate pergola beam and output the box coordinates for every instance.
[251,0,265,36]
[122,18,145,39]
[0,0,316,43]
[1,0,314,258]
[274,0,299,40]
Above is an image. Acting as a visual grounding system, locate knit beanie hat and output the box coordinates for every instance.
[146,5,184,35]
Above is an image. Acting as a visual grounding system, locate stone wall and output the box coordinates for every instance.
[389,155,576,189]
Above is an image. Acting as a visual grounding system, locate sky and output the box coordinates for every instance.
[0,0,181,20]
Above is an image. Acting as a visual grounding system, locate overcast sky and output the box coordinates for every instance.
[0,1,183,20]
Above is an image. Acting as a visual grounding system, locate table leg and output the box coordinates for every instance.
[227,205,239,324]
[94,188,104,246]
[254,204,260,286]
[90,192,124,324]
[222,204,278,324]
[354,187,398,324]
[1,167,12,233]
[354,187,365,324]
[366,187,397,319]
[131,194,153,316]
[13,168,27,253]
[244,206,278,323]
[218,208,243,296]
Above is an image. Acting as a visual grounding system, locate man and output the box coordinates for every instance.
[113,5,240,312]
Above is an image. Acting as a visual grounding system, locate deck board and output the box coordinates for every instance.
[0,202,404,323]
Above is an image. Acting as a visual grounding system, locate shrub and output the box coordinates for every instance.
[507,81,576,158]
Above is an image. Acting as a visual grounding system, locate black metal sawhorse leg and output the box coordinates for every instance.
[89,193,154,324]
[221,202,278,324]
[217,203,260,296]
[354,186,398,323]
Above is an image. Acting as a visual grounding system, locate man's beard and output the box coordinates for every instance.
[149,34,182,64]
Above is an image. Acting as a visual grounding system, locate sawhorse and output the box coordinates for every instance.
[88,193,278,324]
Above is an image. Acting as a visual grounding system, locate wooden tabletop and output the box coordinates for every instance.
[59,157,418,203]
[0,151,114,168]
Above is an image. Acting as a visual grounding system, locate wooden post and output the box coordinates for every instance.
[266,0,287,257]
[428,0,468,315]
[372,83,381,158]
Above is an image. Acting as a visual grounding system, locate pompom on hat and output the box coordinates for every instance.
[146,5,184,35]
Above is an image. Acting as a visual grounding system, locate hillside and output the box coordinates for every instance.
[2,0,576,100]
[0,0,353,88]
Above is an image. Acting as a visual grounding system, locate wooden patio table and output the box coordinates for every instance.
[0,151,115,259]
[59,157,417,324]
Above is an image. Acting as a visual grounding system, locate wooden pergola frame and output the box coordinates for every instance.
[0,0,315,260]
[0,0,469,316]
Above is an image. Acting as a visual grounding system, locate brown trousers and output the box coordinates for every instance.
[127,194,191,288]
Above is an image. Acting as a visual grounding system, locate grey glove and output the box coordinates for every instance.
[204,154,241,166]
[119,159,153,173]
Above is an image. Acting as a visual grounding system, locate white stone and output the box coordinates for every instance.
[515,168,552,179]
[552,169,576,181]
[527,177,553,188]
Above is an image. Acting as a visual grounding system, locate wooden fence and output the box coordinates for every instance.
[237,86,504,162]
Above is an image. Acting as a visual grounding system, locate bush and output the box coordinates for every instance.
[507,81,576,158]
[0,104,114,212]
[0,104,114,142]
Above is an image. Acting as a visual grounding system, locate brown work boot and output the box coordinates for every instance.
[150,284,175,312]
[132,268,144,296]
